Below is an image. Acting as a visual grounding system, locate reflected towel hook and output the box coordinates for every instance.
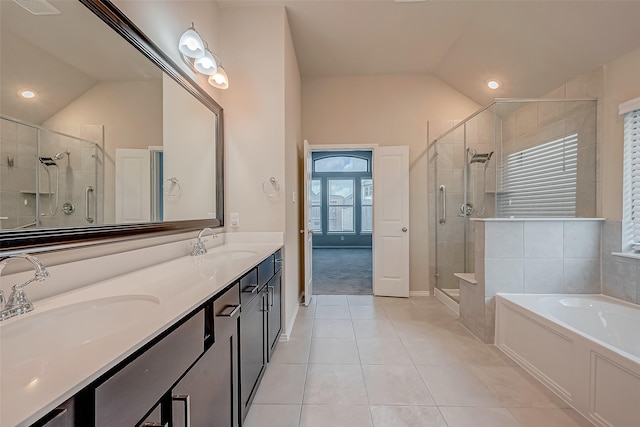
[165,177,182,198]
[262,177,281,197]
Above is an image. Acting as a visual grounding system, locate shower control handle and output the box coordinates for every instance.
[439,185,447,225]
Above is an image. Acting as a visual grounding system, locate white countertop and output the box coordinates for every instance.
[0,241,281,427]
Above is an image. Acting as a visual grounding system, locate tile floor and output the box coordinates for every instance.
[244,295,593,427]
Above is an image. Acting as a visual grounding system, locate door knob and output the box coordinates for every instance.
[402,227,407,232]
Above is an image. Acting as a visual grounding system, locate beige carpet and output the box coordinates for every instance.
[312,248,372,295]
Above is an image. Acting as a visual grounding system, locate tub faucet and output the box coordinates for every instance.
[0,254,50,321]
[190,228,218,256]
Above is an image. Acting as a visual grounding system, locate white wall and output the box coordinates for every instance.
[302,75,479,292]
[44,80,163,223]
[163,74,217,220]
[220,6,286,232]
[284,13,302,335]
[220,5,301,336]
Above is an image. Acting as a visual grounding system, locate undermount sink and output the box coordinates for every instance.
[1,295,160,387]
[203,250,257,262]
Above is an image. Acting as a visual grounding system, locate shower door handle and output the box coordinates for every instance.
[439,185,446,225]
[85,186,95,223]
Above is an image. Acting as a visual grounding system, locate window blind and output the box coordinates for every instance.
[624,109,640,251]
[497,134,578,217]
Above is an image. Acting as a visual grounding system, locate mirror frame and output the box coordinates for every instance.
[0,0,224,252]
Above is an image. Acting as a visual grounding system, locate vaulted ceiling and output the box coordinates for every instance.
[223,0,640,105]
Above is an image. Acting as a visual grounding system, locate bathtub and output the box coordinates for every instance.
[495,294,640,427]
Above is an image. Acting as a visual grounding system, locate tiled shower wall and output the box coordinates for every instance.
[462,219,602,343]
[0,119,38,229]
[601,220,640,304]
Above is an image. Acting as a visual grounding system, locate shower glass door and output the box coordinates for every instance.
[434,125,467,301]
[433,107,497,302]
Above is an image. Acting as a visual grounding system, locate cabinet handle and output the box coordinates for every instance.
[172,394,191,427]
[275,259,283,264]
[268,285,275,308]
[217,304,240,318]
[242,284,258,294]
[141,423,167,427]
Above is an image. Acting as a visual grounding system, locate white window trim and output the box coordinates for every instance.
[621,97,640,254]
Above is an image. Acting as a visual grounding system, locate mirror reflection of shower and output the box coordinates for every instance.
[466,148,494,217]
[38,151,70,216]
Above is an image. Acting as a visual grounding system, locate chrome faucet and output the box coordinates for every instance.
[190,228,218,256]
[0,254,50,321]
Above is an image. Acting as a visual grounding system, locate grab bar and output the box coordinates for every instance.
[85,186,95,223]
[439,185,446,224]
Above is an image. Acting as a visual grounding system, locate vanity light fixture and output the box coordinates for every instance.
[19,89,37,99]
[194,45,218,75]
[208,65,229,89]
[487,80,500,90]
[178,23,205,58]
[178,23,229,89]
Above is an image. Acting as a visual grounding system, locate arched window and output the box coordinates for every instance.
[314,156,369,173]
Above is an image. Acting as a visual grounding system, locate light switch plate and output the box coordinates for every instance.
[230,212,239,227]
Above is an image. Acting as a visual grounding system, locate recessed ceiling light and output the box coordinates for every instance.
[19,89,37,99]
[487,80,500,90]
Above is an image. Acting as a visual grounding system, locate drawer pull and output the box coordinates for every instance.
[217,304,240,318]
[172,394,191,427]
[141,422,167,427]
[242,284,258,294]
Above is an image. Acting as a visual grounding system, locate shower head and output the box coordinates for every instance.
[53,151,70,160]
[469,151,494,165]
[38,157,58,167]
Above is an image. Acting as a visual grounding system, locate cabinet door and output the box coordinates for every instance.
[240,290,267,421]
[267,269,282,358]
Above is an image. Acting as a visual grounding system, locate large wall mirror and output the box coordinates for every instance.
[0,0,224,251]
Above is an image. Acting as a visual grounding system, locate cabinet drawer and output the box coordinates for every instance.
[240,269,258,306]
[94,311,205,427]
[214,283,240,338]
[32,398,74,427]
[257,255,274,290]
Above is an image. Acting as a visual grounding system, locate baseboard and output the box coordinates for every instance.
[280,303,299,342]
[435,288,459,315]
[409,291,431,297]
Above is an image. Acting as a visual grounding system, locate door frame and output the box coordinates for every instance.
[304,143,378,301]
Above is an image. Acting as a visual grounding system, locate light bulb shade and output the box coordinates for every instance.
[194,49,218,75]
[208,66,229,89]
[179,28,205,59]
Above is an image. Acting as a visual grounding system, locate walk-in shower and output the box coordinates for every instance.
[0,116,102,230]
[429,98,597,302]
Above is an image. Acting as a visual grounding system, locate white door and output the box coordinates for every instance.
[373,146,410,297]
[302,140,314,305]
[115,148,150,223]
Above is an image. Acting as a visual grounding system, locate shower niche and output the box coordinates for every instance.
[429,99,597,302]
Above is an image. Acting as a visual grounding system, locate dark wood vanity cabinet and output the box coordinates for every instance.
[29,249,283,427]
[171,283,240,427]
